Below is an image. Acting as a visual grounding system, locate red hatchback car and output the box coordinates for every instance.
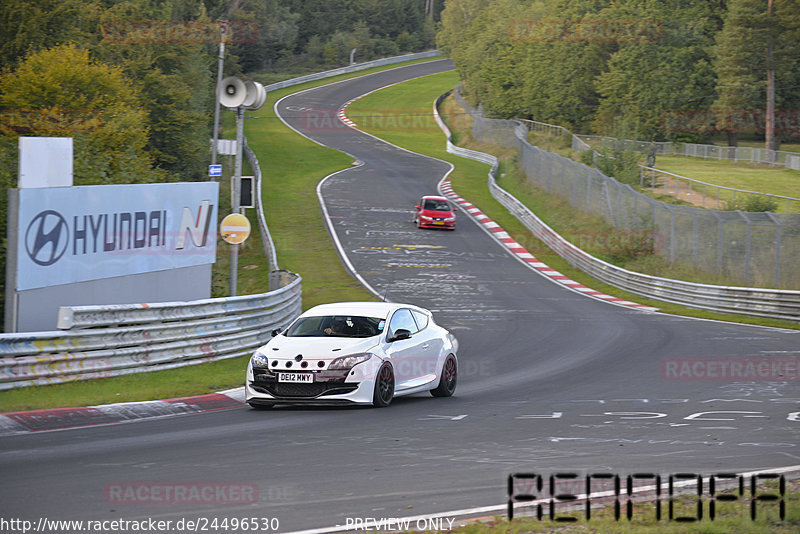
[413,195,457,230]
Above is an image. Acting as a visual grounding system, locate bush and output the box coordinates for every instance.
[592,147,643,186]
[722,195,779,212]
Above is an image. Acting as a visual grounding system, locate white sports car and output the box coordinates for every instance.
[245,302,458,408]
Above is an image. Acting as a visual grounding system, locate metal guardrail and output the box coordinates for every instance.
[435,91,800,322]
[244,137,279,271]
[0,273,302,390]
[263,51,442,92]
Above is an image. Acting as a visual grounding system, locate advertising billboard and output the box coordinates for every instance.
[16,182,218,291]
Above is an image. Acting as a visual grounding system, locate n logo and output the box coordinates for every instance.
[176,201,214,249]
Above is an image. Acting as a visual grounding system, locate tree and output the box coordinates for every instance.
[713,0,770,147]
[592,1,719,140]
[0,0,102,69]
[94,0,214,180]
[0,44,163,184]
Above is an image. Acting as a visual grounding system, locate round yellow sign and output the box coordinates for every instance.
[220,213,251,244]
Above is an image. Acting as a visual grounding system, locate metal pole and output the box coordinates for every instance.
[211,22,228,168]
[230,106,244,296]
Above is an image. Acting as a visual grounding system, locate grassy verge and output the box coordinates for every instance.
[652,154,800,200]
[346,72,800,331]
[0,57,441,413]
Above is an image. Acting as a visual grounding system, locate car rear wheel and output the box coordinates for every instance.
[373,363,394,407]
[431,355,457,397]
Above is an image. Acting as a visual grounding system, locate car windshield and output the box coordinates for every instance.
[424,200,451,211]
[285,315,385,338]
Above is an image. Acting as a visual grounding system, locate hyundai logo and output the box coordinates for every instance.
[25,210,69,266]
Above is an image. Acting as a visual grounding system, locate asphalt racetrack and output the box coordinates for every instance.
[1,59,799,532]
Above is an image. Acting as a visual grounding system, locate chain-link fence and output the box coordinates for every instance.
[454,89,800,289]
[576,135,800,169]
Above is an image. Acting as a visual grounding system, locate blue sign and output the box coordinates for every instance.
[208,164,222,177]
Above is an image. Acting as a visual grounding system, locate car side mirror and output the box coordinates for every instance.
[452,206,458,212]
[389,329,411,342]
[271,328,282,337]
[415,205,420,210]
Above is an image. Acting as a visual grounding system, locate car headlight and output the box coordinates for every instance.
[251,351,270,369]
[420,215,432,221]
[444,217,455,221]
[328,353,372,370]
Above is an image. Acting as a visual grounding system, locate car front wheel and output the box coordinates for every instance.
[431,355,457,397]
[373,363,394,407]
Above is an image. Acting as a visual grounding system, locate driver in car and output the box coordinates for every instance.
[324,319,348,336]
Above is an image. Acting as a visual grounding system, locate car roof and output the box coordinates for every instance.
[300,301,430,319]
[422,195,449,202]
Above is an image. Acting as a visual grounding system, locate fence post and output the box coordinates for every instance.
[714,211,724,275]
[736,210,752,282]
[693,211,699,268]
[669,205,676,264]
[766,212,782,288]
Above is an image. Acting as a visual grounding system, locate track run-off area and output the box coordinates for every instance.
[1,59,799,533]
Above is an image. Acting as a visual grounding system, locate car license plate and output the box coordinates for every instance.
[433,221,444,225]
[278,372,313,383]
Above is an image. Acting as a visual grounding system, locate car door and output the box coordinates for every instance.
[383,308,432,390]
[411,310,443,374]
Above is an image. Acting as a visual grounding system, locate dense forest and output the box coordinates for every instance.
[0,0,440,323]
[438,0,800,145]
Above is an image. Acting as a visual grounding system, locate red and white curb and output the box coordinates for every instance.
[439,180,658,312]
[0,388,246,435]
[337,98,360,128]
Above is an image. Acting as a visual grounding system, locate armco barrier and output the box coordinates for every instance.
[0,273,302,390]
[244,137,279,271]
[434,91,800,322]
[263,51,442,92]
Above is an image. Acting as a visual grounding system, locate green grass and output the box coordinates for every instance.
[346,71,800,330]
[652,155,800,210]
[0,58,441,414]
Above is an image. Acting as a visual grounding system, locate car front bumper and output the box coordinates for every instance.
[245,361,378,406]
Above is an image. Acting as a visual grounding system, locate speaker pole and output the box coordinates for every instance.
[229,105,244,297]
[211,21,228,171]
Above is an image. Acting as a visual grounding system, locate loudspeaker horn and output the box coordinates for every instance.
[219,77,246,108]
[243,80,267,110]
